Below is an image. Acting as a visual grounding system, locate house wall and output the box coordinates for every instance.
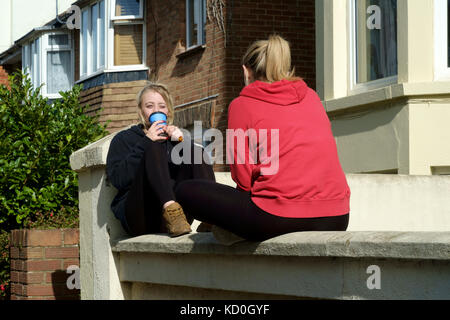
[0,66,9,86]
[145,0,316,171]
[76,0,316,170]
[317,0,450,175]
[0,0,74,54]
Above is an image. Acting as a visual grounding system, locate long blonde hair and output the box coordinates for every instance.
[241,34,301,83]
[136,82,174,128]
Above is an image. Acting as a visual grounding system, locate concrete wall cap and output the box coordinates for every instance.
[111,231,450,261]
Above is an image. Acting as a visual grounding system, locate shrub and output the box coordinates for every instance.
[0,70,109,299]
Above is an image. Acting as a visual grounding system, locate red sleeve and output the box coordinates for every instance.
[227,100,255,192]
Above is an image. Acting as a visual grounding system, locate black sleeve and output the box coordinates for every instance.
[106,131,152,191]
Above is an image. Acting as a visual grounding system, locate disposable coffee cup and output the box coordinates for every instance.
[149,111,167,125]
[149,112,168,137]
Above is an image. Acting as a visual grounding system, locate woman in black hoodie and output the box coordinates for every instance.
[106,82,215,237]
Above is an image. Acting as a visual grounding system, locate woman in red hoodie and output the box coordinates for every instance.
[175,35,350,241]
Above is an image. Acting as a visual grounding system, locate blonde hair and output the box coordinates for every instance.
[241,34,300,83]
[136,82,174,128]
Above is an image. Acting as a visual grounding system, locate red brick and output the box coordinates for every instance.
[20,247,44,259]
[10,271,20,283]
[24,284,76,297]
[20,272,45,284]
[24,260,62,272]
[62,259,80,270]
[11,283,24,296]
[10,247,19,259]
[26,229,63,247]
[63,229,80,245]
[11,260,25,271]
[45,247,79,259]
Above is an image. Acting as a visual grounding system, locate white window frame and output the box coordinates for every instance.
[22,32,74,99]
[111,0,144,20]
[80,1,108,80]
[79,0,147,81]
[435,0,450,80]
[348,0,398,95]
[42,32,75,99]
[186,0,206,50]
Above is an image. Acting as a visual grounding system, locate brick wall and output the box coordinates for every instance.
[80,80,148,133]
[225,0,316,104]
[76,0,316,169]
[9,229,80,300]
[0,66,9,87]
[145,0,315,171]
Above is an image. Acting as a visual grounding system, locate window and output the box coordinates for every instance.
[80,0,145,79]
[112,0,143,19]
[111,0,145,67]
[22,32,74,98]
[22,38,41,90]
[351,0,397,89]
[45,34,73,96]
[186,0,206,49]
[80,0,106,78]
[435,0,450,79]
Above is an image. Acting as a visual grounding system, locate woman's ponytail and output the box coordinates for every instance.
[242,34,300,83]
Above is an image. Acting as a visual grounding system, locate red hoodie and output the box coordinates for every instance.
[227,79,350,218]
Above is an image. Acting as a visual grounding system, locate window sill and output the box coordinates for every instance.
[176,44,206,59]
[324,81,450,114]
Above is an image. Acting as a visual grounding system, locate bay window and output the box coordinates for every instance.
[79,0,146,80]
[45,34,73,96]
[22,32,74,98]
[80,0,106,78]
[350,0,398,90]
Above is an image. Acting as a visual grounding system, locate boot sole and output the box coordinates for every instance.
[169,229,192,238]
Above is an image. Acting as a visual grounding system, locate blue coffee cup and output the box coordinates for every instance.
[149,111,167,125]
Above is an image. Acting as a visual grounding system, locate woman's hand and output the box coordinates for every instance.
[165,125,184,142]
[145,120,168,142]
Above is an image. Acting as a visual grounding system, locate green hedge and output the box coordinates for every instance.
[0,70,109,299]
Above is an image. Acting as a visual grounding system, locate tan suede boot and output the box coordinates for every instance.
[161,202,192,237]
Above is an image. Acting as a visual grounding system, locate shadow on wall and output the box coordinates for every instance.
[50,270,80,300]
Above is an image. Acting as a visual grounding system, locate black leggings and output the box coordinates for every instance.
[123,140,215,236]
[175,180,349,241]
[123,139,349,240]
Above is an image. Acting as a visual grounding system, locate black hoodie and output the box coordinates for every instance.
[106,124,179,224]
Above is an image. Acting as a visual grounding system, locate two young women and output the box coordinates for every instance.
[106,35,350,241]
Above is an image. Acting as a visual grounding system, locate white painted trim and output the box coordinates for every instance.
[81,1,110,78]
[40,31,75,98]
[348,0,398,95]
[434,0,450,80]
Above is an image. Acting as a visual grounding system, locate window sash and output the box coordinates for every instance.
[349,0,398,93]
[80,0,145,79]
[46,50,72,95]
[80,0,107,78]
[186,0,206,49]
[21,32,74,98]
